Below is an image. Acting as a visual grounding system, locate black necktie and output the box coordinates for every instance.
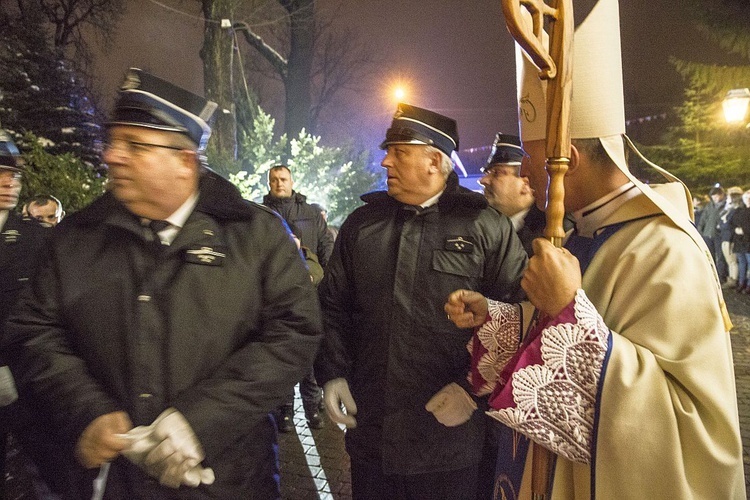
[147,220,170,251]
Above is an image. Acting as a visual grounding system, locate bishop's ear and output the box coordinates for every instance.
[567,143,581,175]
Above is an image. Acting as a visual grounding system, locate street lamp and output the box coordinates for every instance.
[394,86,406,101]
[722,88,750,124]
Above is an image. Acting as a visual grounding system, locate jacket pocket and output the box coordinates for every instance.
[432,250,483,278]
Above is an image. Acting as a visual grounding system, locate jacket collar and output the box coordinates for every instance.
[360,171,487,211]
[262,191,306,206]
[71,168,256,230]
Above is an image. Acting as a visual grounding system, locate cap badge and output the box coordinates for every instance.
[121,71,141,91]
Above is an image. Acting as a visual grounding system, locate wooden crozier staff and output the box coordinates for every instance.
[500,0,574,497]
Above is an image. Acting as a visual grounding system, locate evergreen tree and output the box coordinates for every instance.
[0,12,103,168]
[19,132,106,213]
[641,0,750,193]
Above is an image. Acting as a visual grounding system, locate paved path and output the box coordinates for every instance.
[278,396,351,500]
[725,288,750,498]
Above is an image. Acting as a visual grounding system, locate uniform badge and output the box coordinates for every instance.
[185,246,226,266]
[2,229,19,244]
[444,236,475,253]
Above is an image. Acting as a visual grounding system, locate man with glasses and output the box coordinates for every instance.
[3,69,322,498]
[479,133,542,256]
[479,133,572,257]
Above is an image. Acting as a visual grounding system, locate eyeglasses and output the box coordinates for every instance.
[482,165,522,179]
[104,138,186,156]
[0,170,22,185]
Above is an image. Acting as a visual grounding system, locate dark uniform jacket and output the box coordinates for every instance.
[262,191,334,267]
[315,172,527,475]
[3,171,322,499]
[697,199,723,239]
[0,212,48,329]
[516,204,546,257]
[730,205,750,254]
[516,205,575,258]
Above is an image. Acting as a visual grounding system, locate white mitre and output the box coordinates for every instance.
[516,0,625,164]
[513,0,733,326]
[514,0,697,222]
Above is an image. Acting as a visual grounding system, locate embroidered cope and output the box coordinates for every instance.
[467,301,522,396]
[470,290,609,464]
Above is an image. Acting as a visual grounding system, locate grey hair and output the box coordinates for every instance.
[424,145,454,177]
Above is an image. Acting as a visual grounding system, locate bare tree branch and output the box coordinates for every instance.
[308,19,378,132]
[233,21,288,81]
[29,0,125,69]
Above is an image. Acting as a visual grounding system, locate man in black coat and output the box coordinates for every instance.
[0,131,47,339]
[263,165,334,267]
[698,186,728,282]
[263,164,332,432]
[479,133,542,256]
[2,69,322,499]
[315,104,528,500]
[479,133,572,257]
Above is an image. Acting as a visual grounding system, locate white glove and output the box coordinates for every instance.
[119,408,215,488]
[736,227,744,235]
[323,378,357,428]
[0,366,18,407]
[425,383,477,427]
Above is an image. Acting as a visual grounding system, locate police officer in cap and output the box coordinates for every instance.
[3,69,322,499]
[315,103,527,499]
[480,133,572,256]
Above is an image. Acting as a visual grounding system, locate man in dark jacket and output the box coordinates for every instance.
[315,103,528,500]
[2,69,322,499]
[479,133,544,256]
[0,131,58,498]
[697,185,728,282]
[262,165,331,431]
[263,165,333,431]
[479,133,573,257]
[263,165,334,267]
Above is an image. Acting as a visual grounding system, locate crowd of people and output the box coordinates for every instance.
[0,0,746,499]
[695,185,750,294]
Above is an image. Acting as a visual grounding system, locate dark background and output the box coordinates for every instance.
[90,0,741,151]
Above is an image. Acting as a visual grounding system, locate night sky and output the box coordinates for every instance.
[91,0,741,153]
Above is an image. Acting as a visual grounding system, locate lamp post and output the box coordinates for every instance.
[723,88,750,125]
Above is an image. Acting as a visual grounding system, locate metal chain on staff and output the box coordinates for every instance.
[500,0,574,497]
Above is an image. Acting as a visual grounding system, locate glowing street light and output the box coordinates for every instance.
[393,86,406,102]
[722,88,750,124]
